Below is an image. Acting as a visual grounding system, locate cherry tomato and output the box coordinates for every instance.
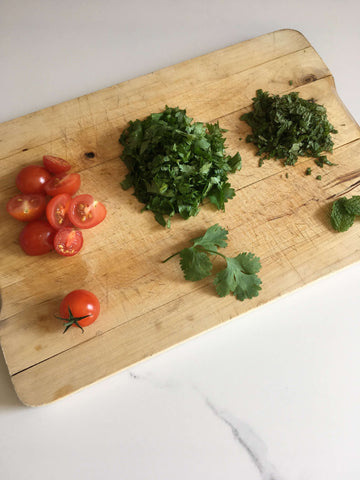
[44,172,81,197]
[54,227,83,256]
[46,193,72,230]
[59,289,100,332]
[68,194,107,229]
[43,155,71,174]
[19,220,56,255]
[16,165,52,194]
[7,193,47,222]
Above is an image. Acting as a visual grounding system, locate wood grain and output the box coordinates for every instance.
[0,29,359,406]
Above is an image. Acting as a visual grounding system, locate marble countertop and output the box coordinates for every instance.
[1,1,359,479]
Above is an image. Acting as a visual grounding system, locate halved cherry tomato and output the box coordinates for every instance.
[58,289,100,332]
[68,194,107,229]
[19,220,56,255]
[16,165,52,194]
[43,155,71,174]
[7,193,47,222]
[54,227,83,256]
[46,193,73,230]
[44,173,81,197]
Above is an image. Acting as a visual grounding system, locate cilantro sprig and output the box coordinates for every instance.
[163,224,262,301]
[119,106,242,227]
[330,195,360,232]
[241,89,337,167]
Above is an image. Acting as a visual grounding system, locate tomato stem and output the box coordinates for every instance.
[55,306,91,333]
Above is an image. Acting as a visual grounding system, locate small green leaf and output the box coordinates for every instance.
[192,224,228,252]
[179,247,213,281]
[330,198,355,232]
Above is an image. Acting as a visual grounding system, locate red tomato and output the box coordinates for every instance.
[59,289,100,332]
[43,155,71,174]
[68,194,107,229]
[46,193,72,230]
[7,193,47,222]
[44,173,81,197]
[54,227,83,256]
[19,220,56,255]
[16,165,52,194]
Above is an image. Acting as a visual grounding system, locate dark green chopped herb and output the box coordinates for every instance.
[305,167,312,175]
[288,80,293,86]
[163,224,262,301]
[119,106,242,227]
[316,175,322,180]
[240,89,338,167]
[330,195,360,232]
[285,172,289,178]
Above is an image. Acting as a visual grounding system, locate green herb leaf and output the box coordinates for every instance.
[119,106,241,227]
[163,224,262,302]
[241,89,337,167]
[214,253,262,300]
[343,195,360,215]
[330,198,355,232]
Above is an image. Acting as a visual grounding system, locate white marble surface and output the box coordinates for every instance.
[1,1,360,479]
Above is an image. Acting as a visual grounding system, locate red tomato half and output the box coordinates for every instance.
[7,193,47,222]
[46,193,72,230]
[16,165,52,194]
[44,173,81,197]
[68,194,107,229]
[59,289,100,332]
[54,227,83,256]
[19,220,56,255]
[43,155,71,174]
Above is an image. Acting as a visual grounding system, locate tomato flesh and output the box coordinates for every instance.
[44,173,81,196]
[68,194,107,229]
[19,220,56,255]
[43,155,71,174]
[7,193,47,222]
[46,193,72,230]
[16,165,52,194]
[59,290,100,329]
[54,227,83,256]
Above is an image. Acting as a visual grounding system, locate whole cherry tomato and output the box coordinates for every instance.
[16,165,52,194]
[58,290,100,333]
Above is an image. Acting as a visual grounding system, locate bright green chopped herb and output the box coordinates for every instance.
[240,89,338,167]
[316,175,322,180]
[163,224,262,301]
[119,106,242,227]
[305,167,312,175]
[330,195,360,232]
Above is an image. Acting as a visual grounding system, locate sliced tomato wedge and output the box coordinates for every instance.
[43,155,71,174]
[68,194,107,229]
[44,173,81,197]
[7,193,47,222]
[54,227,83,256]
[46,193,73,230]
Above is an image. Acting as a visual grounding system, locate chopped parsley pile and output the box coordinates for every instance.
[119,106,241,227]
[163,224,262,301]
[241,89,338,167]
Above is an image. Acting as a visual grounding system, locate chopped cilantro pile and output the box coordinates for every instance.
[119,106,242,227]
[163,224,262,301]
[330,195,360,232]
[241,89,338,167]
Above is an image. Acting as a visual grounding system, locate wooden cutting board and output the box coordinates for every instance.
[1,29,359,406]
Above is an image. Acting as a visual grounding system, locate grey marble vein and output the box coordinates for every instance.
[205,399,282,480]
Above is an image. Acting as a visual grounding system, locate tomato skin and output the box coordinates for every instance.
[16,165,52,194]
[59,290,100,328]
[19,220,56,255]
[7,193,47,222]
[68,194,107,229]
[44,173,81,196]
[54,227,83,256]
[43,155,71,174]
[46,193,72,230]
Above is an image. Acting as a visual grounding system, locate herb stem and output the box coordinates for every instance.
[162,251,181,263]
